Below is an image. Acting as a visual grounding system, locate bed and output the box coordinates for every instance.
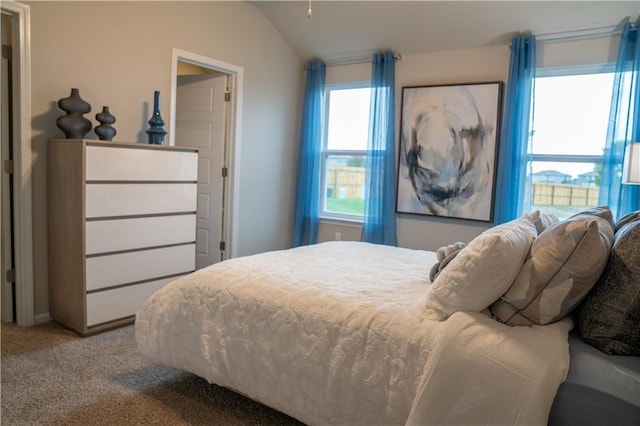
[136,207,640,425]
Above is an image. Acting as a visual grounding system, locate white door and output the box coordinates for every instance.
[175,73,228,269]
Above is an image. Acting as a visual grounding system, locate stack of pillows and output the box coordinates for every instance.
[424,206,640,355]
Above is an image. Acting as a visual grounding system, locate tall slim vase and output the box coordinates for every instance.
[146,91,167,145]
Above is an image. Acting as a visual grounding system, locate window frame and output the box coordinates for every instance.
[525,63,615,214]
[320,81,371,222]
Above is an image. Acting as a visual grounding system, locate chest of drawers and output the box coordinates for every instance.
[47,140,198,335]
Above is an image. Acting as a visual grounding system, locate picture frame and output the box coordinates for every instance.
[396,81,503,222]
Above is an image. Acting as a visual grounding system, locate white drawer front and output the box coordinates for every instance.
[86,145,198,181]
[86,183,197,218]
[86,214,196,255]
[86,275,184,326]
[86,244,195,291]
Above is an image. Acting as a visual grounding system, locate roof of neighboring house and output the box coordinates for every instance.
[533,170,572,178]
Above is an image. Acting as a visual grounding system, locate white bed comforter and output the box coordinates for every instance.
[136,241,572,426]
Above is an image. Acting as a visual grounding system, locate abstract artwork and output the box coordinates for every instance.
[396,82,503,222]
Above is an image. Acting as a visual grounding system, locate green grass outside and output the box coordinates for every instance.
[325,197,364,215]
[327,200,591,219]
[327,198,591,219]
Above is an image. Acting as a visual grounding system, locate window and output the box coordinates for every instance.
[321,82,371,220]
[526,66,614,218]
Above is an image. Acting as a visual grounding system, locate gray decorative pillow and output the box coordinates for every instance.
[579,219,640,355]
[429,242,466,281]
[615,210,640,232]
[524,210,560,234]
[491,206,615,326]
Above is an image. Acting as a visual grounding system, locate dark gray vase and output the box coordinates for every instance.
[146,91,167,145]
[95,106,117,141]
[56,88,92,139]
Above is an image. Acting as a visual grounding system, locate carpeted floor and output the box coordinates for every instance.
[1,321,304,425]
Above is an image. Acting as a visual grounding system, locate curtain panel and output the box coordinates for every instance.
[493,35,536,224]
[599,19,640,218]
[361,51,398,246]
[293,59,326,247]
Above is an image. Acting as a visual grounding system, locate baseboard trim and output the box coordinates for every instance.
[34,312,51,324]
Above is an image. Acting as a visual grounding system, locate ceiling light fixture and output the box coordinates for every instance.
[307,0,312,19]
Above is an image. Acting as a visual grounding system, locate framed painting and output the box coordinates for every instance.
[396,81,503,222]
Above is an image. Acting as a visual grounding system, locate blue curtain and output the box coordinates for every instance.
[599,19,640,218]
[493,35,536,223]
[361,51,398,245]
[293,59,326,246]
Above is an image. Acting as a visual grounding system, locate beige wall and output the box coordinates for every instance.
[319,45,508,250]
[395,45,509,250]
[23,0,623,319]
[319,35,621,251]
[25,1,302,318]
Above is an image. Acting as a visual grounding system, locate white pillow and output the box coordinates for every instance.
[424,216,537,321]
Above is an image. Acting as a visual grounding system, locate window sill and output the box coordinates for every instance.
[319,217,363,227]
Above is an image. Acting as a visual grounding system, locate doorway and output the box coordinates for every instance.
[0,1,34,326]
[1,11,15,322]
[169,49,242,267]
[176,71,227,268]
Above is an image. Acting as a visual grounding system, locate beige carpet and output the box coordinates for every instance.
[1,321,303,425]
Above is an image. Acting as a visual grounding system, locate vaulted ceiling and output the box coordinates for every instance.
[250,1,640,61]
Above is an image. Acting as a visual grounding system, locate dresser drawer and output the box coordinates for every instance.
[86,244,195,291]
[85,145,198,181]
[86,214,196,255]
[85,183,197,218]
[86,275,184,326]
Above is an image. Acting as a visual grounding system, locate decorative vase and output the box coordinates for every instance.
[146,91,167,145]
[56,88,92,139]
[94,106,117,141]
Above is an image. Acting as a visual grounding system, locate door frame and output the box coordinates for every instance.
[169,48,242,259]
[1,0,34,326]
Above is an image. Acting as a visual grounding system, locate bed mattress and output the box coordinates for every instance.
[136,241,572,425]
